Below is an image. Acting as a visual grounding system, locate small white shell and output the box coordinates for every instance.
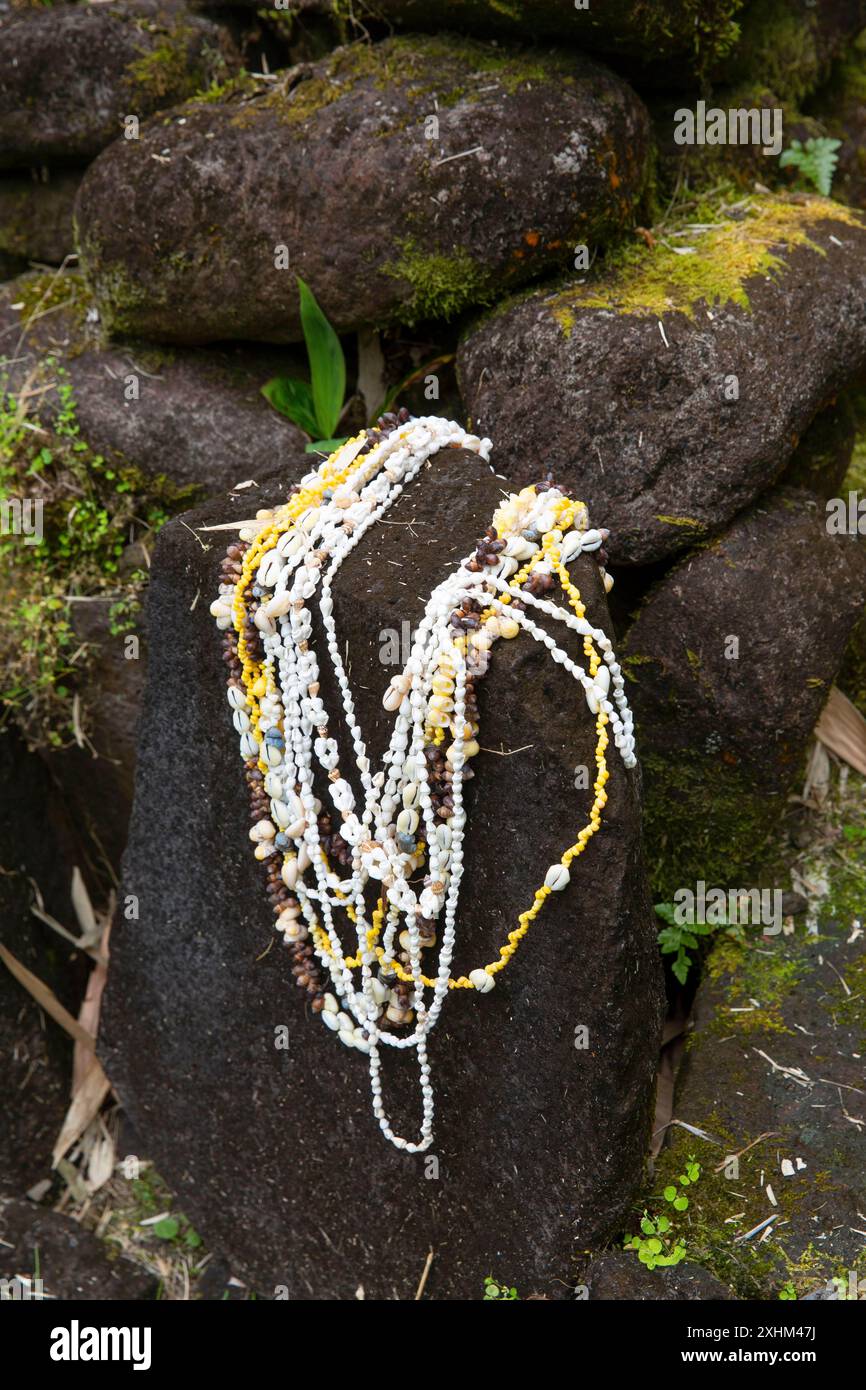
[469,968,495,993]
[239,731,259,759]
[544,864,570,892]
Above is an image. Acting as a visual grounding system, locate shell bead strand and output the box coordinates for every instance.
[213,414,637,1153]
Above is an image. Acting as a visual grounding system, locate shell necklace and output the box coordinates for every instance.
[212,415,636,1152]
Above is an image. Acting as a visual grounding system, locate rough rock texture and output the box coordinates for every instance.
[819,35,866,211]
[0,274,308,494]
[350,1,743,68]
[719,0,866,106]
[459,196,866,566]
[43,597,149,881]
[0,730,85,1198]
[0,1198,157,1299]
[0,170,81,265]
[75,35,652,344]
[652,912,866,1299]
[101,444,665,1299]
[0,0,240,169]
[621,488,866,896]
[585,1250,736,1300]
[779,392,856,500]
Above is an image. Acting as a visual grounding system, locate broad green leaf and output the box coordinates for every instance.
[305,437,349,454]
[154,1216,179,1240]
[673,1195,689,1211]
[261,376,318,437]
[298,276,345,439]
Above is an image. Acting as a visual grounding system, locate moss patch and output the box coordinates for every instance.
[639,742,793,901]
[0,354,193,748]
[382,239,495,323]
[550,195,864,331]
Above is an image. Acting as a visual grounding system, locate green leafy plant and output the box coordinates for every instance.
[624,1159,701,1269]
[625,1212,687,1269]
[655,902,747,984]
[151,1212,201,1249]
[654,902,716,985]
[778,1281,797,1301]
[483,1276,518,1300]
[779,137,842,197]
[0,359,188,748]
[663,1157,700,1212]
[263,279,454,450]
[262,278,347,453]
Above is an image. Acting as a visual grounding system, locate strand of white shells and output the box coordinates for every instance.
[214,418,637,1152]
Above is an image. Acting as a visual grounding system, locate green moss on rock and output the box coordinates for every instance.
[552,195,865,331]
[382,239,494,323]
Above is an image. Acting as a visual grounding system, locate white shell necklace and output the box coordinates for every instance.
[212,416,636,1152]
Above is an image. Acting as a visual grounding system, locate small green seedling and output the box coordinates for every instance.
[778,1281,797,1301]
[624,1158,701,1269]
[483,1276,518,1300]
[625,1211,687,1269]
[262,278,348,453]
[663,1157,701,1212]
[779,137,842,197]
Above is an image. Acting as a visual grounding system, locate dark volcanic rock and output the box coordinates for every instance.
[75,35,651,344]
[0,273,308,494]
[350,1,742,68]
[459,195,866,565]
[719,0,866,106]
[0,1198,157,1299]
[817,35,866,211]
[585,1250,736,1300]
[0,170,81,265]
[0,0,240,169]
[0,730,85,1198]
[622,488,866,895]
[779,392,856,499]
[652,909,866,1299]
[42,596,149,881]
[101,443,665,1299]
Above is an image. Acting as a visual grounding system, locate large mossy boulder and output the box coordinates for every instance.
[101,444,665,1298]
[652,905,866,1299]
[717,0,866,107]
[347,0,743,70]
[74,35,651,344]
[621,488,866,897]
[0,0,240,168]
[0,273,308,494]
[459,195,866,566]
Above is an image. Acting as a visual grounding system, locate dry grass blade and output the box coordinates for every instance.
[0,943,96,1050]
[74,914,112,1094]
[53,1060,111,1167]
[815,687,866,775]
[71,866,102,947]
